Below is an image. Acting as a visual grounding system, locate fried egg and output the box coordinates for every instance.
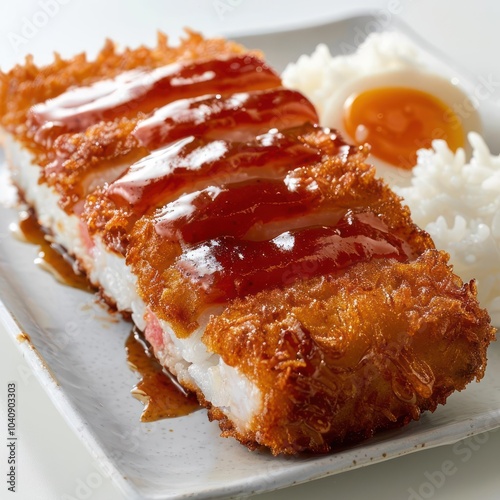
[282,32,482,186]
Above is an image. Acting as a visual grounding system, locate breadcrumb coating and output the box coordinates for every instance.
[204,250,495,454]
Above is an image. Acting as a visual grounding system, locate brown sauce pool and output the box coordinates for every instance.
[13,210,197,420]
[126,327,200,421]
[12,210,93,292]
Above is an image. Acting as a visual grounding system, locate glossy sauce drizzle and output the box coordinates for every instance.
[126,328,200,421]
[133,88,319,150]
[29,55,281,145]
[176,210,412,303]
[107,124,324,213]
[12,211,92,292]
[154,178,323,244]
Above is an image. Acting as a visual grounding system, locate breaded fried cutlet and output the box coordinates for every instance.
[0,32,495,455]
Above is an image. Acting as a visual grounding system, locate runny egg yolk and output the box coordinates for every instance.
[343,87,465,169]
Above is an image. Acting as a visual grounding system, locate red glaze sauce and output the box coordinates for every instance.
[176,210,412,303]
[133,88,319,150]
[29,55,281,144]
[107,124,324,214]
[154,178,323,244]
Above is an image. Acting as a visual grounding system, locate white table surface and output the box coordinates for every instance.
[1,1,500,499]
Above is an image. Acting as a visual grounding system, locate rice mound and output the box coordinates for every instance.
[394,133,500,326]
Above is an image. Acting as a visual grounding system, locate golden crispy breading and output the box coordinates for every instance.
[83,186,134,256]
[87,128,366,256]
[203,249,495,455]
[44,118,146,211]
[0,31,251,218]
[0,31,249,137]
[126,152,434,336]
[0,31,250,172]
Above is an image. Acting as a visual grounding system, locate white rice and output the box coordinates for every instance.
[395,133,500,326]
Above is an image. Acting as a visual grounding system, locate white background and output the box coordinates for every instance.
[1,0,500,499]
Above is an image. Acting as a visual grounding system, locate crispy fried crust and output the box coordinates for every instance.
[127,151,434,337]
[45,118,146,211]
[203,249,495,455]
[0,31,250,136]
[0,31,251,193]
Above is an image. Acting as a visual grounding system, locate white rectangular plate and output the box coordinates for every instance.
[1,12,499,500]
